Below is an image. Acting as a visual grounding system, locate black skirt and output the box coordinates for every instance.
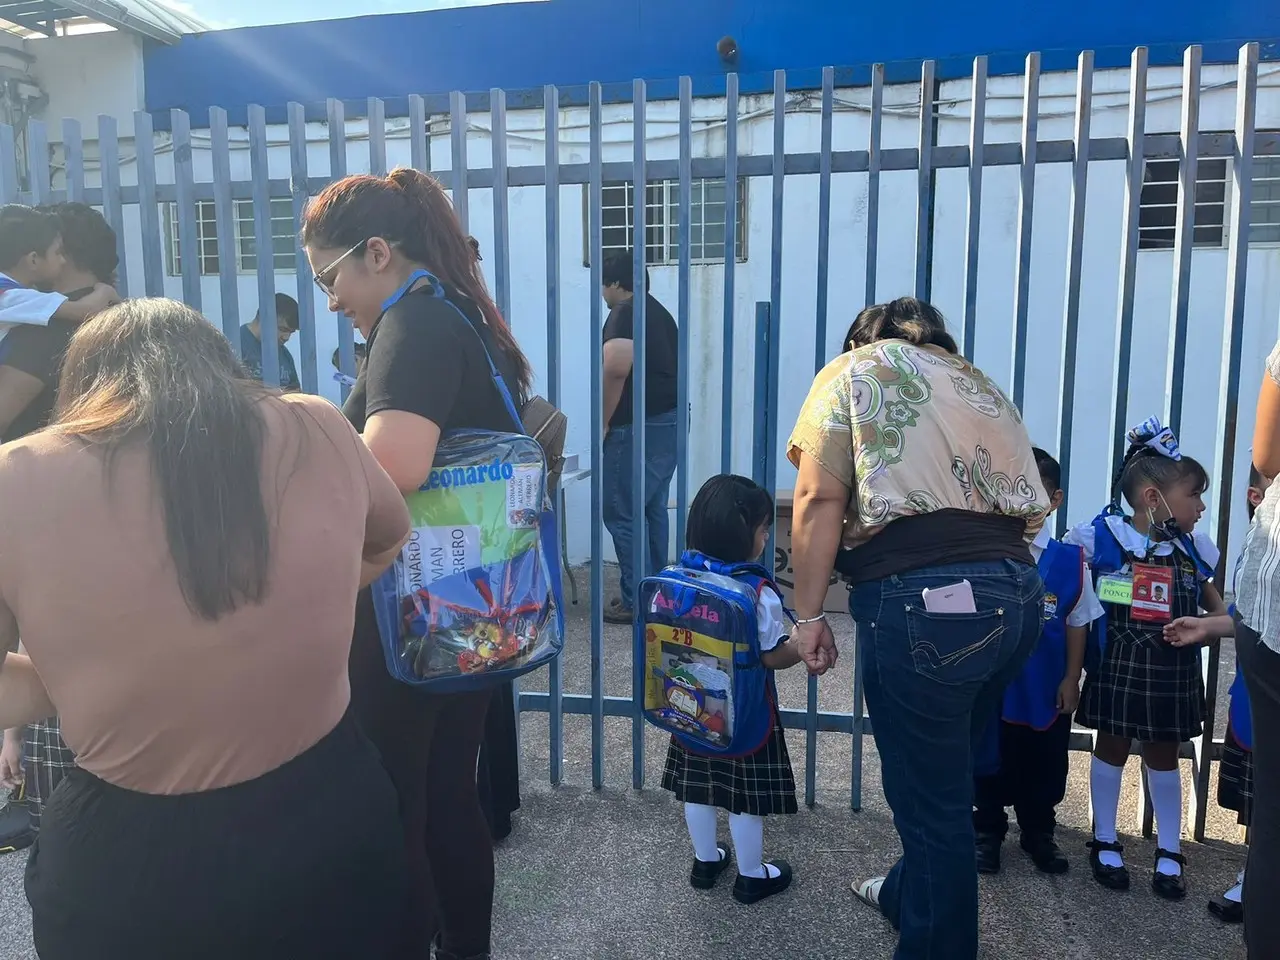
[660,710,797,817]
[25,711,409,960]
[1076,627,1205,742]
[1218,722,1254,826]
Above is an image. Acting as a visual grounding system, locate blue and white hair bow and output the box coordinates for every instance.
[1127,416,1181,461]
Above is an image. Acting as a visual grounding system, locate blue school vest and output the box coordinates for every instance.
[1001,538,1087,731]
[1227,578,1253,750]
[1085,508,1215,668]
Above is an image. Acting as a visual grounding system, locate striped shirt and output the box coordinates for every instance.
[1235,339,1280,651]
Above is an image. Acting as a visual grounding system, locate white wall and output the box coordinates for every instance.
[29,59,1280,566]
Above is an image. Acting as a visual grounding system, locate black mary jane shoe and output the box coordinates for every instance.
[1208,895,1244,923]
[975,832,1003,875]
[1087,840,1130,891]
[689,846,732,890]
[1021,831,1069,875]
[732,860,793,905]
[1152,849,1187,901]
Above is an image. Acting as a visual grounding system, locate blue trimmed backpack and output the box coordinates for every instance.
[636,551,789,757]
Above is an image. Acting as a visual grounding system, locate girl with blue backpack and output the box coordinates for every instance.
[653,474,801,905]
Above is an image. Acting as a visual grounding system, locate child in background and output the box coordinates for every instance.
[660,474,800,905]
[0,204,115,350]
[1163,464,1267,923]
[1065,417,1226,900]
[973,448,1104,875]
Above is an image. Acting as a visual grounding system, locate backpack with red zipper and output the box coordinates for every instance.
[636,550,789,756]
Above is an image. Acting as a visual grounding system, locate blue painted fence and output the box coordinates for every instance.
[1,43,1271,842]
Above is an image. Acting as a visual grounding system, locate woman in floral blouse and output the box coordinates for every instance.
[787,298,1049,960]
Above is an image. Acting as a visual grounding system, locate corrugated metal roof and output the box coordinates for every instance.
[0,0,207,43]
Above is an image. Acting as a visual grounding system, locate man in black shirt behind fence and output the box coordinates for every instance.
[600,250,680,622]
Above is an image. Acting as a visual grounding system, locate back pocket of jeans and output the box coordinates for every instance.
[903,605,1006,686]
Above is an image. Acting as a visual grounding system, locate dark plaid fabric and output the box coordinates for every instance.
[660,710,797,817]
[1076,551,1205,743]
[1218,723,1253,827]
[24,717,75,828]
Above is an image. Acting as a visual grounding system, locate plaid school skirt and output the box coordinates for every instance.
[660,710,797,817]
[1076,626,1204,743]
[23,717,76,828]
[1218,723,1253,826]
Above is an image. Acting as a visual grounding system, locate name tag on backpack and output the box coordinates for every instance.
[1096,574,1133,606]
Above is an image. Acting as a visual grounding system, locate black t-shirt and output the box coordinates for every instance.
[343,284,522,437]
[0,286,93,443]
[602,294,678,428]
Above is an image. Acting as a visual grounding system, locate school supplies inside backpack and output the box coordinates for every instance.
[369,271,565,693]
[636,551,787,756]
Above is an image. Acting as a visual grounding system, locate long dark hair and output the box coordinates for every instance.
[845,297,958,354]
[686,474,775,564]
[53,298,271,621]
[301,168,532,394]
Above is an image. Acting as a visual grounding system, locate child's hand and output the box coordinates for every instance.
[1163,617,1212,648]
[1056,673,1081,714]
[82,283,120,314]
[0,728,23,789]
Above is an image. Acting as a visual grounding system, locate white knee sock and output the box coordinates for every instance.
[728,812,779,879]
[1091,756,1125,868]
[1225,867,1245,903]
[684,803,721,862]
[1145,766,1184,875]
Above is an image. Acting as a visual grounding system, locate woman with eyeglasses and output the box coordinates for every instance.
[303,168,533,960]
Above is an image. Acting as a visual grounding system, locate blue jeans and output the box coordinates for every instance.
[602,409,678,607]
[850,559,1043,960]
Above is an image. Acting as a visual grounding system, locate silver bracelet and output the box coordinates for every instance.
[794,613,827,625]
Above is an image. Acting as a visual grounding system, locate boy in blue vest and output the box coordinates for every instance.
[973,447,1104,874]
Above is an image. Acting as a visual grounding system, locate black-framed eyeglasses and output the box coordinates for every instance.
[312,239,368,297]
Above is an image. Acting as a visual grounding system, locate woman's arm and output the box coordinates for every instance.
[1254,343,1280,479]
[363,409,442,494]
[0,654,54,731]
[789,452,849,674]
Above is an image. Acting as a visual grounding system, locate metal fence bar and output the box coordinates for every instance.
[962,57,987,361]
[1010,51,1040,408]
[491,88,512,324]
[409,94,427,174]
[450,90,470,233]
[864,63,883,308]
[209,107,240,350]
[543,83,564,786]
[1165,45,1202,438]
[61,119,84,203]
[0,125,16,204]
[1108,47,1148,481]
[1055,51,1093,536]
[815,67,833,371]
[676,77,692,551]
[97,115,127,298]
[914,60,935,299]
[1196,41,1259,842]
[328,98,355,394]
[753,302,770,487]
[721,72,739,474]
[25,119,49,206]
[248,104,280,389]
[171,109,202,312]
[288,101,318,396]
[133,111,164,298]
[630,78,649,791]
[588,80,606,791]
[368,97,387,177]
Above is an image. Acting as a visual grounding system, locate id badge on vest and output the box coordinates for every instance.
[1096,573,1133,607]
[1130,563,1174,624]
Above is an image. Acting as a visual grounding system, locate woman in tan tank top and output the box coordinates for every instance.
[0,298,413,959]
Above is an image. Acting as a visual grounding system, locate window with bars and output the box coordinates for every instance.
[1250,154,1280,245]
[165,198,297,276]
[1137,156,1228,250]
[585,178,747,265]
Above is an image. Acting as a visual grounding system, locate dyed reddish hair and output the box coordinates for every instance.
[302,168,531,394]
